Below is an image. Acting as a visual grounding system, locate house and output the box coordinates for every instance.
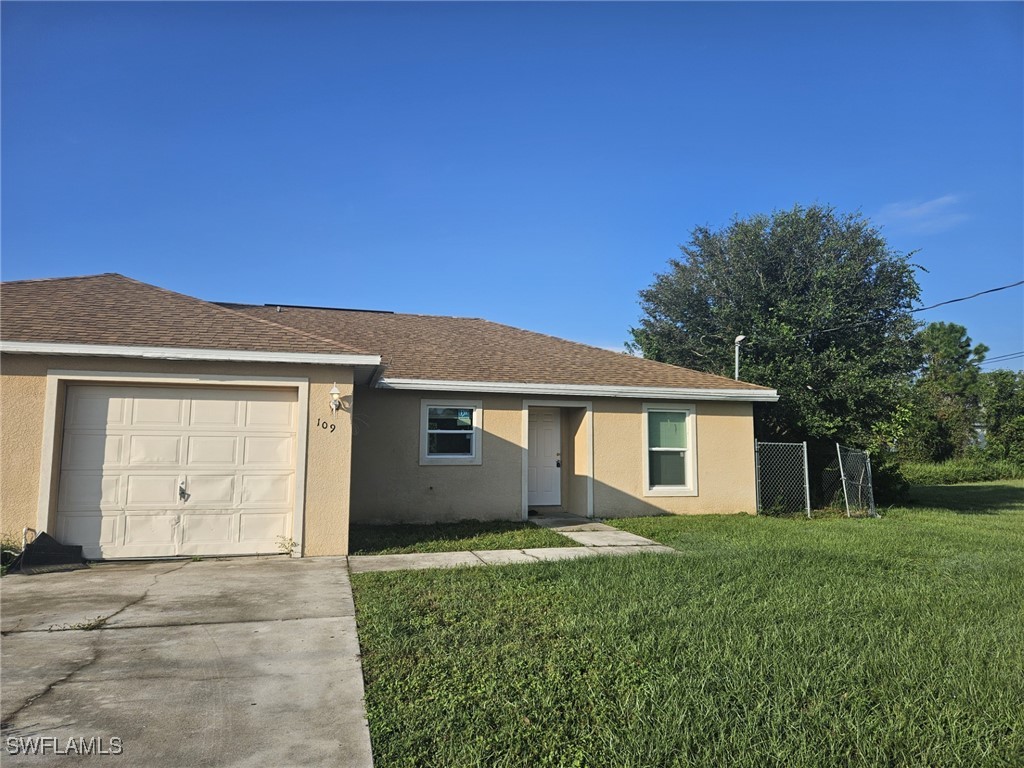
[0,274,778,559]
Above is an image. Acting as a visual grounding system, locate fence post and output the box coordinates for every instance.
[865,450,877,517]
[754,440,761,514]
[802,441,811,519]
[837,443,851,517]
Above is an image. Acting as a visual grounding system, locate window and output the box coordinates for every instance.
[420,400,483,465]
[642,404,696,496]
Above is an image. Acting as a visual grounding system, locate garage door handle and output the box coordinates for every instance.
[179,483,190,502]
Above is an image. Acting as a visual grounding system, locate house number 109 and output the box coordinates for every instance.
[316,419,337,433]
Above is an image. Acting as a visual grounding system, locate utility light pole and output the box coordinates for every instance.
[734,335,747,380]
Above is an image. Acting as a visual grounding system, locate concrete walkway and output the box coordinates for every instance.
[348,514,676,574]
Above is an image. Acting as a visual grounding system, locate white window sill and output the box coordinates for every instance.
[643,486,698,497]
[419,456,482,467]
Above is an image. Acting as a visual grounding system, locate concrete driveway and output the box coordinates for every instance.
[1,557,373,767]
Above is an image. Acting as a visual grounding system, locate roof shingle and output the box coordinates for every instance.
[0,273,770,392]
[223,303,770,391]
[0,274,370,356]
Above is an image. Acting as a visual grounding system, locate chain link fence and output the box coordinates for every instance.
[754,441,811,518]
[756,441,877,518]
[835,444,877,518]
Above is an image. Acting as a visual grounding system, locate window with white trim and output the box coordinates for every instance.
[642,404,697,496]
[419,400,483,465]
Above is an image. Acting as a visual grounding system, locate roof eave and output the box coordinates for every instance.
[376,377,779,402]
[0,341,381,367]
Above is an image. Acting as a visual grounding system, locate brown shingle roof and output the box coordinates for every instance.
[0,274,371,357]
[1,273,770,392]
[223,303,770,392]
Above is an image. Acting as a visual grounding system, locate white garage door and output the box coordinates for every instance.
[56,385,298,559]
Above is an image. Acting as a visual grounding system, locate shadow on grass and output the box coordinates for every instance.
[349,519,576,555]
[909,483,1024,515]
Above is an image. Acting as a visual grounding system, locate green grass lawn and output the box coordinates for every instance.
[348,519,578,555]
[350,481,1024,767]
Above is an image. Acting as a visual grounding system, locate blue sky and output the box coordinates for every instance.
[3,2,1022,368]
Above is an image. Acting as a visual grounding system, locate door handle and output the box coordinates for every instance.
[179,482,190,502]
[555,459,561,468]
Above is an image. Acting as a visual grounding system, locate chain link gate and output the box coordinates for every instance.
[754,441,811,518]
[835,444,877,517]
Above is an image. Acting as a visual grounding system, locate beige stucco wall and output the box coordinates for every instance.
[566,408,589,518]
[350,388,525,523]
[349,388,757,523]
[0,353,354,556]
[592,399,756,516]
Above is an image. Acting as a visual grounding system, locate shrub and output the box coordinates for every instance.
[870,452,911,504]
[901,458,1024,485]
[1,533,23,577]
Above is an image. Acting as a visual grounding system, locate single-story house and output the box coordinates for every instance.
[0,273,778,559]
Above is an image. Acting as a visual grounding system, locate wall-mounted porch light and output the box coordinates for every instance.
[329,384,343,412]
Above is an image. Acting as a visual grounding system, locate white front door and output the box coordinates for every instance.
[56,384,298,559]
[528,408,561,507]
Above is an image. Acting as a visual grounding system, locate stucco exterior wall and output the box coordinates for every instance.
[350,389,757,523]
[592,399,756,516]
[0,354,354,556]
[566,408,589,518]
[350,388,524,523]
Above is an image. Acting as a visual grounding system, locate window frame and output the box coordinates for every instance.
[641,403,697,497]
[419,399,483,466]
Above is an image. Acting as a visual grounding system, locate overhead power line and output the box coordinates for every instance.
[984,350,1024,363]
[795,278,1024,340]
[980,352,1024,367]
[913,279,1024,313]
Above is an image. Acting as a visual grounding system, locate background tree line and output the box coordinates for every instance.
[903,322,1023,467]
[630,204,1023,500]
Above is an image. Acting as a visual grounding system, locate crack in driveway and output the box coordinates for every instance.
[1,562,191,727]
[1,561,190,637]
[0,645,101,729]
[0,557,375,767]
[95,560,190,626]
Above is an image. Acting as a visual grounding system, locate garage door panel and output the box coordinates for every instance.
[124,514,179,545]
[187,436,238,465]
[185,475,236,504]
[181,513,234,543]
[63,434,123,469]
[66,392,127,429]
[241,475,293,505]
[116,540,178,558]
[59,514,118,550]
[58,385,298,559]
[58,473,122,510]
[239,512,288,543]
[131,396,187,427]
[128,435,181,465]
[190,397,242,427]
[243,436,294,466]
[125,475,179,505]
[245,397,295,429]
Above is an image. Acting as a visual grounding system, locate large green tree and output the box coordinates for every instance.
[630,205,921,446]
[902,322,988,462]
[978,369,1024,464]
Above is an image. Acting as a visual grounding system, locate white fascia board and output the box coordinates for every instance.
[0,341,381,367]
[377,377,779,402]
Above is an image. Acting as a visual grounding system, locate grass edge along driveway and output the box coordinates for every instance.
[348,519,580,555]
[351,481,1024,768]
